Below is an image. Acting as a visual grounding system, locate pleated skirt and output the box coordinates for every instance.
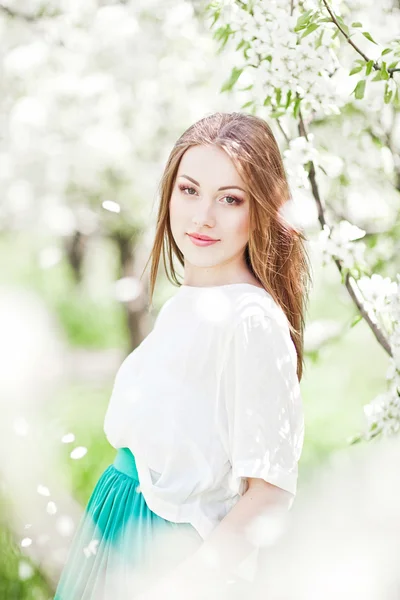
[54,447,202,600]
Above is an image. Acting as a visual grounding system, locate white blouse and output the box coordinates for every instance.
[104,283,304,547]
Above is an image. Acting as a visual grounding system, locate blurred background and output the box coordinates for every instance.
[0,0,398,598]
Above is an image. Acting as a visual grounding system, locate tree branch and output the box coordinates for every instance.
[0,3,38,21]
[322,0,399,76]
[0,3,59,21]
[276,118,291,146]
[298,108,393,357]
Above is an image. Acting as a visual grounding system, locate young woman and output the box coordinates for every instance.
[54,111,311,599]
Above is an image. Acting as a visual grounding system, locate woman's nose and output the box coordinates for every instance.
[191,199,216,227]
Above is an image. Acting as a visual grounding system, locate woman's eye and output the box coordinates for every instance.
[178,184,242,206]
[224,196,242,206]
[179,185,196,195]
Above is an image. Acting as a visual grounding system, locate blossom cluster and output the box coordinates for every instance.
[207,0,400,118]
[359,274,400,439]
[316,221,368,273]
[206,0,346,118]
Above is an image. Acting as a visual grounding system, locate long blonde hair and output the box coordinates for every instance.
[141,112,312,381]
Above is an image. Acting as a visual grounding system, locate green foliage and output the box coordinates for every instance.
[208,1,400,112]
[335,14,350,36]
[384,82,394,104]
[52,381,116,505]
[0,528,51,600]
[349,65,363,75]
[380,61,390,80]
[54,293,127,348]
[365,60,374,76]
[294,9,316,32]
[0,232,128,349]
[362,31,378,45]
[221,66,243,92]
[350,314,363,328]
[213,24,235,53]
[300,23,320,39]
[353,79,366,100]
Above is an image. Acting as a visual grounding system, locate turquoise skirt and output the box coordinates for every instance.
[54,447,202,599]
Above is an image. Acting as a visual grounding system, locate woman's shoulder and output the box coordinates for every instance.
[153,283,289,337]
[221,288,297,375]
[227,285,289,331]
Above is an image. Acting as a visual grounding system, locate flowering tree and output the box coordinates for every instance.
[0,0,235,348]
[0,1,239,595]
[205,0,400,441]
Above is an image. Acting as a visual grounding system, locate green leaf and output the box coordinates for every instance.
[294,9,314,32]
[220,66,243,92]
[382,47,393,55]
[270,110,286,118]
[213,24,234,50]
[336,15,350,36]
[388,60,399,70]
[381,61,390,80]
[349,65,363,75]
[372,70,383,81]
[352,22,362,27]
[236,39,247,51]
[285,89,292,109]
[340,268,349,284]
[315,28,324,49]
[350,314,363,327]
[354,79,366,99]
[293,96,302,118]
[348,434,363,445]
[365,59,374,76]
[240,100,254,109]
[306,349,320,364]
[208,8,221,28]
[362,31,378,44]
[238,84,253,92]
[301,22,319,38]
[384,82,393,104]
[394,87,400,108]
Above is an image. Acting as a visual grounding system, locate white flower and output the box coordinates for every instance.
[363,386,400,439]
[83,539,99,558]
[357,274,397,314]
[316,221,368,270]
[47,501,57,515]
[37,485,50,497]
[70,446,88,460]
[102,200,121,213]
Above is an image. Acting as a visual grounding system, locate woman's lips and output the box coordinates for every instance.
[187,234,220,247]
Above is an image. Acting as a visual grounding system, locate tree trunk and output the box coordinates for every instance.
[64,230,88,284]
[112,230,151,351]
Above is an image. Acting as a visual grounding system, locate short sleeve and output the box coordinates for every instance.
[221,311,304,499]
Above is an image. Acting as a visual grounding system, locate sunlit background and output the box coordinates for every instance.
[1,0,400,598]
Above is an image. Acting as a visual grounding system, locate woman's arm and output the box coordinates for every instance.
[139,478,291,600]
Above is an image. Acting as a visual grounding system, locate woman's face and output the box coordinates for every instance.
[169,144,252,284]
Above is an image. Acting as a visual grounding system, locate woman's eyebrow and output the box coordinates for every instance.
[180,174,246,193]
